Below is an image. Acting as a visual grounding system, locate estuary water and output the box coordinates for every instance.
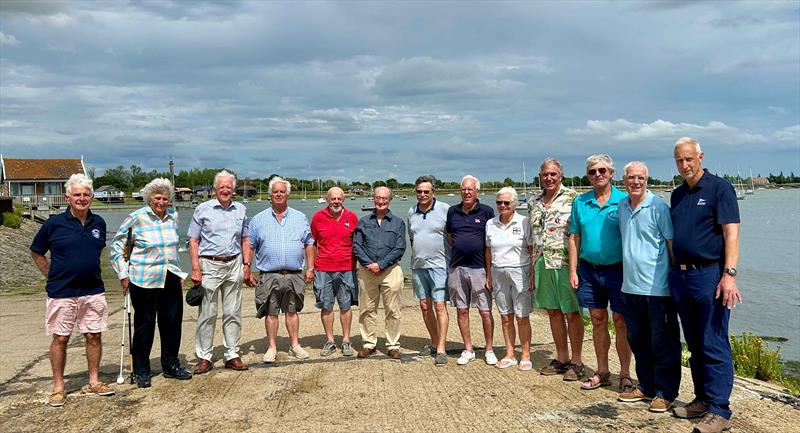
[95,189,800,360]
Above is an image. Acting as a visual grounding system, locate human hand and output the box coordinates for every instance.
[305,269,315,283]
[716,275,743,309]
[191,269,202,285]
[120,277,130,295]
[570,272,579,290]
[367,263,381,275]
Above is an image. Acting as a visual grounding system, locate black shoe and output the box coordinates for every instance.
[163,366,192,380]
[134,373,152,388]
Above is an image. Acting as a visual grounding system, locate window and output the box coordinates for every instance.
[45,182,62,195]
[21,184,34,195]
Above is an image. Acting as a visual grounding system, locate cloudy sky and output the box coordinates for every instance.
[1,0,798,183]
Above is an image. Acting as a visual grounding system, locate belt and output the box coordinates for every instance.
[200,254,239,263]
[268,269,303,275]
[677,259,720,271]
[582,260,622,270]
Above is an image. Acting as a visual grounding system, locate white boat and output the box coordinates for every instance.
[316,178,326,203]
[745,167,755,195]
[735,168,746,200]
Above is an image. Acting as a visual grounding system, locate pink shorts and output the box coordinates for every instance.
[45,293,108,336]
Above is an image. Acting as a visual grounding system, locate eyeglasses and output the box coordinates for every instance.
[496,200,512,206]
[374,196,390,202]
[588,167,608,176]
[460,187,476,192]
[415,189,432,195]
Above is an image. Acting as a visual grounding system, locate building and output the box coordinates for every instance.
[0,156,87,208]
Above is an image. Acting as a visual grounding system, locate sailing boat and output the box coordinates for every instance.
[519,162,528,204]
[735,168,746,200]
[745,167,755,195]
[242,179,249,204]
[301,184,307,202]
[257,182,263,202]
[316,178,326,204]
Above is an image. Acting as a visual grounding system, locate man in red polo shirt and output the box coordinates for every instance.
[310,187,360,356]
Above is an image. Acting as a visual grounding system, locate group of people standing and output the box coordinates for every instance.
[31,136,740,433]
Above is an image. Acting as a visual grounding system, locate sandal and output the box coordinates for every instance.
[580,371,612,390]
[518,360,533,371]
[496,358,518,369]
[619,375,636,394]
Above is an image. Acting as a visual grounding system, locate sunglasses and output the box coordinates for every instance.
[415,189,432,195]
[496,200,512,206]
[588,167,608,176]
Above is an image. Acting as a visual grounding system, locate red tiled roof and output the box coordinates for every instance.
[2,158,84,181]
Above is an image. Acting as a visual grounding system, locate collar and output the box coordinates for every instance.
[535,184,568,203]
[626,190,654,211]
[64,208,94,221]
[321,206,347,219]
[588,185,624,207]
[684,169,711,190]
[270,206,291,218]
[456,199,483,215]
[212,198,236,210]
[370,210,393,220]
[145,205,174,221]
[415,198,437,215]
[493,212,523,227]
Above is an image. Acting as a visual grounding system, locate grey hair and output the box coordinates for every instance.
[674,136,702,153]
[326,186,344,198]
[64,173,93,195]
[623,161,649,177]
[374,185,393,200]
[461,174,481,191]
[141,177,174,203]
[496,186,518,205]
[268,176,292,194]
[213,170,237,189]
[585,154,615,174]
[539,157,564,175]
[415,175,437,190]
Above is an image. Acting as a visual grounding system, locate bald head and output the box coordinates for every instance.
[327,186,344,199]
[326,186,345,214]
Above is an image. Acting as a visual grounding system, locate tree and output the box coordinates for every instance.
[503,177,514,187]
[386,178,399,189]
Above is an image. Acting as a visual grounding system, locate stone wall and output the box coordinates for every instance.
[0,218,46,290]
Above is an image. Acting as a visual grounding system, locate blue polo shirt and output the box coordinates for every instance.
[569,186,626,265]
[30,209,107,299]
[670,169,739,264]
[619,192,673,296]
[445,200,494,269]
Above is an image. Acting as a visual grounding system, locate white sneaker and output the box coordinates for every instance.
[263,346,277,363]
[484,351,498,365]
[456,350,476,365]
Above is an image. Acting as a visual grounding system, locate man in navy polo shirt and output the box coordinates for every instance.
[446,175,497,366]
[670,137,741,433]
[30,173,115,407]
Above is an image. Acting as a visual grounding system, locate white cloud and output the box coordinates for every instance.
[0,31,21,46]
[567,118,770,145]
[772,125,800,142]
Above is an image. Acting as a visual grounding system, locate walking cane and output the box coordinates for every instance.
[116,293,128,384]
[126,292,134,384]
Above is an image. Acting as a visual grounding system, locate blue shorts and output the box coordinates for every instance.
[313,270,357,311]
[411,268,448,302]
[577,260,623,313]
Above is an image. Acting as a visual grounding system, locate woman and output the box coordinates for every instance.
[485,187,534,371]
[110,178,192,388]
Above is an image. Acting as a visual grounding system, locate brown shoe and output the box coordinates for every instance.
[388,349,401,360]
[562,362,585,381]
[357,347,376,358]
[618,387,653,403]
[193,359,213,374]
[648,397,673,413]
[224,357,248,371]
[693,412,732,433]
[673,399,709,419]
[48,391,66,407]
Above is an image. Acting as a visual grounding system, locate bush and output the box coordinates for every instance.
[1,212,21,229]
[731,332,783,382]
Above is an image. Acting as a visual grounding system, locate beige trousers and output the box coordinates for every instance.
[357,264,404,350]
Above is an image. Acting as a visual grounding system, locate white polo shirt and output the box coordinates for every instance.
[485,212,532,268]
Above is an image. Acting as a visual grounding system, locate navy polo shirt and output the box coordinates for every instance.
[670,169,740,264]
[30,209,107,299]
[445,200,494,269]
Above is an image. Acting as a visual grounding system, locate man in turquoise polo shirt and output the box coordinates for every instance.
[568,154,633,392]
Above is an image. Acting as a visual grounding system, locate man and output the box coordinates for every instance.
[568,154,633,391]
[310,187,359,357]
[353,186,406,360]
[528,157,585,380]
[670,137,741,433]
[249,177,315,362]
[30,173,115,407]
[407,175,450,366]
[188,170,252,374]
[446,175,497,366]
[616,161,681,414]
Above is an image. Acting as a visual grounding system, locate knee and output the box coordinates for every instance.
[515,316,530,327]
[547,309,564,319]
[84,332,102,344]
[419,300,431,314]
[612,313,627,328]
[52,335,70,346]
[433,302,447,314]
[589,312,608,327]
[457,309,469,318]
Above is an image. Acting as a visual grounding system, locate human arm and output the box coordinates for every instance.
[241,236,254,287]
[304,242,316,283]
[484,246,492,291]
[568,233,580,289]
[31,252,49,277]
[377,218,406,271]
[189,237,202,284]
[527,245,535,291]
[109,214,135,293]
[352,220,374,267]
[716,223,742,308]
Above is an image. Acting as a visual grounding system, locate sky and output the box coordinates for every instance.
[1,0,798,183]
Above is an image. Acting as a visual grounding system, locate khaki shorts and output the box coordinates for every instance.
[45,293,108,336]
[255,272,305,318]
[447,266,492,311]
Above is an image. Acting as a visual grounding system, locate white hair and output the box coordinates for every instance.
[461,174,481,191]
[674,136,702,154]
[141,178,174,203]
[539,157,564,175]
[623,161,649,177]
[586,154,615,173]
[496,186,518,205]
[64,173,93,195]
[213,170,236,189]
[268,176,291,194]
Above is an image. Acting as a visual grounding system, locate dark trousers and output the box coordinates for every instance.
[621,292,682,401]
[129,272,184,376]
[669,265,733,419]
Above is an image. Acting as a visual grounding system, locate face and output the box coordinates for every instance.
[587,161,613,189]
[149,192,170,215]
[270,182,288,206]
[539,163,563,193]
[326,188,344,213]
[495,193,515,217]
[460,178,478,206]
[215,177,234,203]
[374,187,392,212]
[415,182,434,207]
[66,185,93,212]
[674,144,704,182]
[624,165,648,200]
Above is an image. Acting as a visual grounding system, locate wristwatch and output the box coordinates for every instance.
[243,262,251,267]
[723,267,737,277]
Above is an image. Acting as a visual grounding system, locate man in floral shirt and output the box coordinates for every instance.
[528,157,585,381]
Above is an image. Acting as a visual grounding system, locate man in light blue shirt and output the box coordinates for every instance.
[617,161,681,413]
[249,177,315,363]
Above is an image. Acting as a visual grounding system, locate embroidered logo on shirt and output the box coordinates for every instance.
[697,198,707,206]
[512,227,521,235]
[474,218,481,224]
[345,221,350,227]
[91,228,101,239]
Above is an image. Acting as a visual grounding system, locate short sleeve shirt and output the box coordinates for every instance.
[485,212,532,268]
[670,169,740,264]
[30,209,106,298]
[249,207,314,272]
[619,192,673,296]
[311,207,358,272]
[445,200,495,269]
[407,199,450,270]
[187,199,249,257]
[569,186,626,265]
[528,185,577,269]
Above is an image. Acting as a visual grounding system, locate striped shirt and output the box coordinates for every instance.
[249,206,314,272]
[110,206,187,288]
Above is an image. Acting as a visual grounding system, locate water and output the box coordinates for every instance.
[94,189,800,360]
